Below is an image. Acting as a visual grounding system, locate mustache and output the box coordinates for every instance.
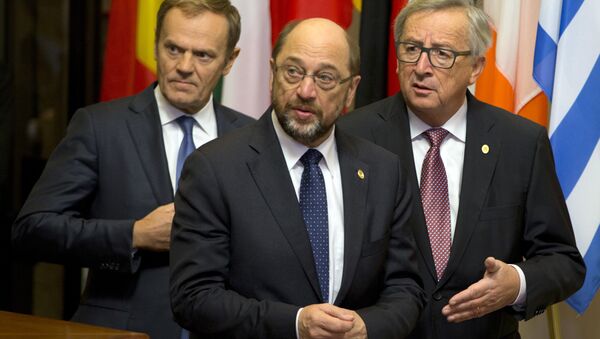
[285,99,320,114]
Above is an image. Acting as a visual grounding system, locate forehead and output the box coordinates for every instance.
[402,8,469,48]
[277,22,350,72]
[160,8,229,49]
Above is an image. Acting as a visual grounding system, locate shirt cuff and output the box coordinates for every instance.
[509,264,527,307]
[295,308,303,339]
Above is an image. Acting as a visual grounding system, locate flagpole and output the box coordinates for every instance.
[546,304,562,339]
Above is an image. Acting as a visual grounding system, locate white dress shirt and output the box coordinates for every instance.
[155,86,218,193]
[407,100,526,306]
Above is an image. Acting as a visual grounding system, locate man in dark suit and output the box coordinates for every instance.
[337,1,585,338]
[11,0,253,337]
[170,18,425,339]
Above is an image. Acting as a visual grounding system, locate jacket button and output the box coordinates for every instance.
[433,293,443,301]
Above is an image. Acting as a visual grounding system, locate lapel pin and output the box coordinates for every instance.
[357,169,365,180]
[481,144,490,154]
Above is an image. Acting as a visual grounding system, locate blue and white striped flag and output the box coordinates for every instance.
[534,0,600,314]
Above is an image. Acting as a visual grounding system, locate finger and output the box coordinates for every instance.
[484,257,500,273]
[446,304,486,323]
[321,304,355,322]
[448,281,485,306]
[316,312,354,334]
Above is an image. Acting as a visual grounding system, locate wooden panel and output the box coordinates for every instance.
[0,311,148,338]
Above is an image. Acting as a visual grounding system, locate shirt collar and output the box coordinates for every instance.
[407,99,467,143]
[271,110,337,171]
[155,85,216,133]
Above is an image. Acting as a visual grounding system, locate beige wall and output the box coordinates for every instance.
[521,296,600,339]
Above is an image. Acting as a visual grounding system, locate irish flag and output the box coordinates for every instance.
[475,0,549,127]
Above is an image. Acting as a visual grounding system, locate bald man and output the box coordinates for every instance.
[170,18,425,338]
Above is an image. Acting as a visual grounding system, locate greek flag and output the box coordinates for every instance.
[533,0,600,314]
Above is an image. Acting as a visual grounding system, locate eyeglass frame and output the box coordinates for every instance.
[396,41,472,69]
[273,64,355,90]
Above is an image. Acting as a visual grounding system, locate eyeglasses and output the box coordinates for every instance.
[396,42,472,69]
[274,64,354,90]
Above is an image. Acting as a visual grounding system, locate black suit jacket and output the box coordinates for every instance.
[12,84,254,338]
[170,111,426,338]
[337,92,585,339]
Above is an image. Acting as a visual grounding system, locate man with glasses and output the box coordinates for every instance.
[170,18,425,338]
[338,0,584,338]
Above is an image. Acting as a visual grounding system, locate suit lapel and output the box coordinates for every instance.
[372,95,439,281]
[246,113,323,300]
[439,94,500,285]
[126,85,174,204]
[334,131,369,305]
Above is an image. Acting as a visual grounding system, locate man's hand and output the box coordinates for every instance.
[132,203,174,251]
[441,257,520,323]
[298,304,366,339]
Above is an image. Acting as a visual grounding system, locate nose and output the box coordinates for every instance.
[415,50,433,74]
[177,52,194,74]
[296,75,318,100]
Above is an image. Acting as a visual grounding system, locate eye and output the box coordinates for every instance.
[434,48,453,60]
[194,51,213,61]
[403,43,420,54]
[165,44,179,55]
[316,72,335,84]
[285,66,304,79]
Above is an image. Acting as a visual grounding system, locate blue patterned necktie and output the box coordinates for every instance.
[299,149,329,302]
[175,115,197,185]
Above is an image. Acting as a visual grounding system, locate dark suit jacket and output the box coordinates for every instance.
[337,92,585,339]
[170,111,426,338]
[12,84,254,338]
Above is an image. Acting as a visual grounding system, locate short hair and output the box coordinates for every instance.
[393,0,492,57]
[155,0,241,56]
[271,20,361,76]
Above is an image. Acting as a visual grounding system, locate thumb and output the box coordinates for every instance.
[484,257,500,273]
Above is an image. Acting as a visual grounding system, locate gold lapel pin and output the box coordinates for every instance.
[481,144,490,154]
[357,169,365,180]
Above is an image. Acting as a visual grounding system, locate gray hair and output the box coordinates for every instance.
[393,0,492,57]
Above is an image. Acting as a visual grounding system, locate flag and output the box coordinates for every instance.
[354,0,408,108]
[269,0,354,44]
[100,0,161,101]
[534,0,600,314]
[221,0,271,118]
[476,0,548,127]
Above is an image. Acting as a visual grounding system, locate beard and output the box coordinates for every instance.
[272,89,346,146]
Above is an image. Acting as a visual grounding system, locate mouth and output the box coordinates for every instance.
[170,79,196,89]
[290,105,317,120]
[412,82,434,95]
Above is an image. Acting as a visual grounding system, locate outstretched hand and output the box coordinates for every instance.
[441,257,520,322]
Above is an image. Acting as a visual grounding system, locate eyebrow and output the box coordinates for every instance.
[282,56,340,73]
[163,39,217,56]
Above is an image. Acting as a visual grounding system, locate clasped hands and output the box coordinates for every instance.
[442,257,521,322]
[298,304,367,339]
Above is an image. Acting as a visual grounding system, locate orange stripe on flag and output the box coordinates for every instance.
[475,30,515,113]
[519,93,548,127]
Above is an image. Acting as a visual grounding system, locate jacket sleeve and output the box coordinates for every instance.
[518,127,585,319]
[12,108,139,273]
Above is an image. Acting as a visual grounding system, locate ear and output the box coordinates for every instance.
[222,47,241,76]
[345,75,362,108]
[468,56,486,85]
[269,58,275,93]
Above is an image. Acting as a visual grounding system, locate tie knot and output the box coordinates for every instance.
[423,128,449,147]
[300,149,323,167]
[176,115,196,136]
